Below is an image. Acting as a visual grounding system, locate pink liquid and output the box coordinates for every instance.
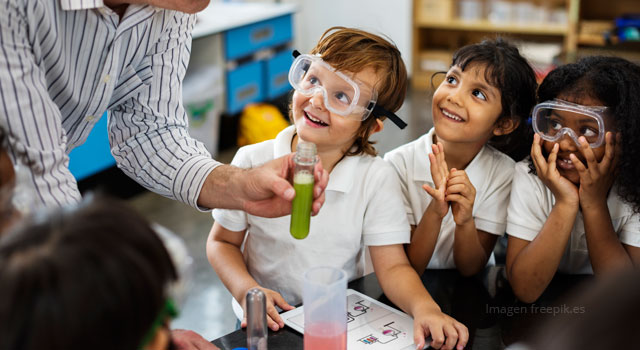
[304,323,346,350]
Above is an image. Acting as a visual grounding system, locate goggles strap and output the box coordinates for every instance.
[372,104,407,129]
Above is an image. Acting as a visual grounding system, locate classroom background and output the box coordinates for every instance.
[66,0,640,342]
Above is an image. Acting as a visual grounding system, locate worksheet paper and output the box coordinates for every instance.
[281,289,429,350]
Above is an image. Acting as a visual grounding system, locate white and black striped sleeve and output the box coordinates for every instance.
[108,11,221,210]
[0,1,81,207]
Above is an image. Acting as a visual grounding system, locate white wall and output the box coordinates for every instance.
[282,0,413,75]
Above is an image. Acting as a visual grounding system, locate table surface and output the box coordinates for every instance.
[211,268,592,350]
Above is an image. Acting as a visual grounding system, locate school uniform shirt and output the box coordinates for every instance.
[506,160,640,274]
[0,1,220,208]
[213,126,411,306]
[384,128,515,269]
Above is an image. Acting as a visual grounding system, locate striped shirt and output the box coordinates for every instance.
[0,0,221,209]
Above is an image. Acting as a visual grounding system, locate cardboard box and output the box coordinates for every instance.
[416,0,455,23]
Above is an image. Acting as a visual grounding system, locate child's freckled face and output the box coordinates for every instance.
[291,66,379,153]
[542,96,609,186]
[431,64,503,145]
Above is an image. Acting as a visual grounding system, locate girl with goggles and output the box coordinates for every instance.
[531,99,613,148]
[506,56,640,304]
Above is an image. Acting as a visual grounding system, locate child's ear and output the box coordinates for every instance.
[372,119,384,134]
[493,117,519,136]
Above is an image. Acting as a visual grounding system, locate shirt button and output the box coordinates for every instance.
[103,74,111,83]
[86,115,95,122]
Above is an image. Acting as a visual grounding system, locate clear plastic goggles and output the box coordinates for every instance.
[289,53,378,120]
[532,99,612,148]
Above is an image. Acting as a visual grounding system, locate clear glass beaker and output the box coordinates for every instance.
[303,266,347,350]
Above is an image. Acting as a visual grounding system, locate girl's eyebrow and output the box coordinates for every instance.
[472,81,497,100]
[452,66,498,100]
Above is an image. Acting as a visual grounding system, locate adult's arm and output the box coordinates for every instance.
[108,11,220,209]
[0,1,81,207]
[109,11,328,215]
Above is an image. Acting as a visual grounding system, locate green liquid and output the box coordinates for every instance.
[290,173,314,239]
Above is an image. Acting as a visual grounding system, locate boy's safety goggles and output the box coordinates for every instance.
[289,50,407,129]
[531,99,612,148]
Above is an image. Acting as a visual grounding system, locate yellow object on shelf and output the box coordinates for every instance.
[238,103,290,146]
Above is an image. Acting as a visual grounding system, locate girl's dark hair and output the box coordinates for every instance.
[0,196,178,350]
[451,37,537,161]
[533,56,640,213]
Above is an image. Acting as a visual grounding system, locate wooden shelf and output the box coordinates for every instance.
[415,19,569,36]
[411,0,579,89]
[577,33,619,46]
[411,0,640,90]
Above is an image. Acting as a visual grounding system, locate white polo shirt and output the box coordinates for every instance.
[384,128,515,269]
[213,126,410,306]
[506,160,640,274]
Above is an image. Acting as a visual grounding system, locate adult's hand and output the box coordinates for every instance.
[171,329,220,350]
[241,153,328,217]
[198,154,329,218]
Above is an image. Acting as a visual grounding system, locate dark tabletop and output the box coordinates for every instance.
[211,267,593,350]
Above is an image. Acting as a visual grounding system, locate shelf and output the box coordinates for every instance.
[577,34,617,46]
[415,19,569,36]
[411,0,640,89]
[192,2,297,39]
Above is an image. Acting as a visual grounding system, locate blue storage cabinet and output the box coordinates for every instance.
[226,60,265,114]
[69,112,115,181]
[224,15,293,61]
[265,49,293,99]
[223,14,293,114]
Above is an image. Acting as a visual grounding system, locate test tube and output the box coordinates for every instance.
[290,142,317,239]
[246,288,268,350]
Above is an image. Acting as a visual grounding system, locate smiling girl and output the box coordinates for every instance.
[385,38,537,276]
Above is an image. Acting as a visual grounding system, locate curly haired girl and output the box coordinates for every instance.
[506,56,640,302]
